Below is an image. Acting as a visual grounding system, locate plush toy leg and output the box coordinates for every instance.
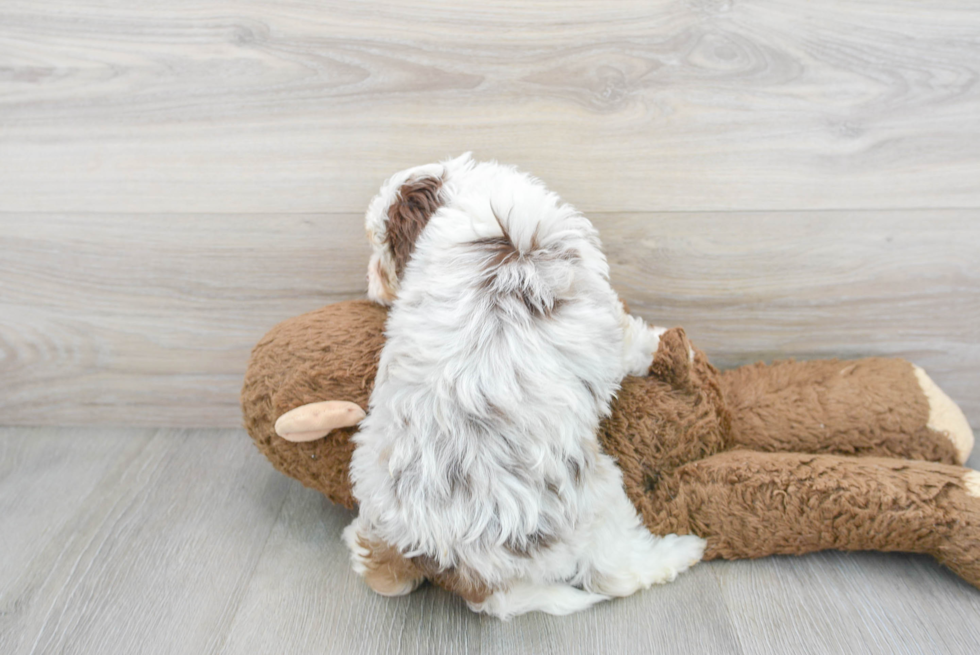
[644,450,980,589]
[720,358,974,464]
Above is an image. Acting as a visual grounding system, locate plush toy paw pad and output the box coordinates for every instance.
[913,365,975,464]
[965,470,980,498]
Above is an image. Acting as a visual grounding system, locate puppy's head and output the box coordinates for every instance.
[364,163,447,304]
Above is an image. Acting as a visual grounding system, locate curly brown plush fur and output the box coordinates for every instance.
[241,300,979,591]
[242,300,387,509]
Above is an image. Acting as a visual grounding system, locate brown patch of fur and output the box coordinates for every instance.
[504,529,559,558]
[353,536,496,604]
[386,176,444,278]
[416,557,494,605]
[472,235,566,318]
[355,535,425,596]
[474,235,521,268]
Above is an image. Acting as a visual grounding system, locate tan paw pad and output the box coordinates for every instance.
[913,366,975,465]
[964,471,980,499]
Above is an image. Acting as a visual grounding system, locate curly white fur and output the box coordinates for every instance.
[348,154,705,618]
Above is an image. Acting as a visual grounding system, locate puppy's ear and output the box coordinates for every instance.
[386,175,443,278]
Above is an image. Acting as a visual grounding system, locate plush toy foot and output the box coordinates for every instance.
[938,469,980,587]
[913,366,975,464]
[275,401,366,442]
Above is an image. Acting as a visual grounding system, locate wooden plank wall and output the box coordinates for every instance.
[1,1,978,428]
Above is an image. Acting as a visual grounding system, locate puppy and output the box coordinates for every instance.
[344,154,705,619]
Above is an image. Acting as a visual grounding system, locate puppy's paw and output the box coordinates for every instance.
[638,533,706,586]
[342,521,424,597]
[622,314,668,376]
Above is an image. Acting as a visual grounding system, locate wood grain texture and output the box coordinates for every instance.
[2,211,977,427]
[0,427,151,650]
[716,551,980,654]
[1,428,978,655]
[0,427,292,655]
[0,212,370,426]
[603,210,980,426]
[1,1,980,213]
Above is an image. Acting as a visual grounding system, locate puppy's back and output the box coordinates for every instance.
[351,162,626,586]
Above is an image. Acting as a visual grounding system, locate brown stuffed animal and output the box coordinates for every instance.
[241,300,980,593]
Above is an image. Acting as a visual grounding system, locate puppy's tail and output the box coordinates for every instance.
[472,202,591,318]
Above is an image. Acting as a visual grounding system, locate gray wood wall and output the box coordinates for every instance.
[2,1,978,428]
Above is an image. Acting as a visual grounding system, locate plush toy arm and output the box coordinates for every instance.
[642,450,980,589]
[720,358,974,465]
[274,401,366,442]
[620,310,670,377]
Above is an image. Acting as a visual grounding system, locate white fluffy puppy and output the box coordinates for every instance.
[345,154,705,619]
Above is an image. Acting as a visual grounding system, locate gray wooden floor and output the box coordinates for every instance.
[2,426,979,655]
